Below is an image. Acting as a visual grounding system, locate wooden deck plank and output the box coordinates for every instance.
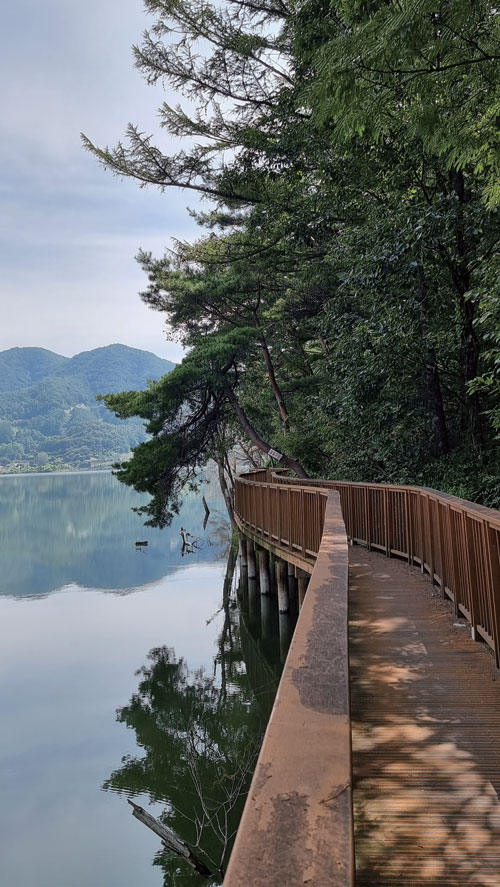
[350,550,500,887]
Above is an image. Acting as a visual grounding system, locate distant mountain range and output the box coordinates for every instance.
[0,345,175,471]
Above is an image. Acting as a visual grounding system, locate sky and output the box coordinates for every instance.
[0,0,199,362]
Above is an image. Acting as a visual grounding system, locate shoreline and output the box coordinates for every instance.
[0,467,114,479]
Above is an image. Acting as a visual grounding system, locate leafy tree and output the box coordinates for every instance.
[305,1,500,207]
[0,420,14,444]
[86,0,500,508]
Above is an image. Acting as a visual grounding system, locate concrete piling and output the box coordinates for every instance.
[275,558,289,613]
[297,569,309,610]
[258,547,271,595]
[247,539,257,580]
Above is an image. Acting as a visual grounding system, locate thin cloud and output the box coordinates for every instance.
[0,0,196,361]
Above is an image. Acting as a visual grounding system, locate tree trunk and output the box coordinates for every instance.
[259,334,290,433]
[217,457,236,527]
[450,168,485,447]
[415,261,450,455]
[224,386,308,478]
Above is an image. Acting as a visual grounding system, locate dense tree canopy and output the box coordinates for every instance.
[87,0,500,519]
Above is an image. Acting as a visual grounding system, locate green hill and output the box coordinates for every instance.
[0,345,175,471]
[0,347,69,393]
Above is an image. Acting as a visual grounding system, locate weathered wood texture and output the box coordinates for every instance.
[232,470,500,887]
[273,474,500,666]
[234,476,327,574]
[350,550,500,886]
[128,800,213,878]
[226,492,354,887]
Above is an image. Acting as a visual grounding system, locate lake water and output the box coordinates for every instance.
[0,472,286,887]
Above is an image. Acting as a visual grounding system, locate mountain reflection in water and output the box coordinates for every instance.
[0,471,228,597]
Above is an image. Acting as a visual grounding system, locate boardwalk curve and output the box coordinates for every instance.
[225,470,500,886]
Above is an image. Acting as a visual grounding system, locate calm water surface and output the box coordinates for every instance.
[0,472,284,887]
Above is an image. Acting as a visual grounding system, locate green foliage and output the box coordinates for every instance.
[104,642,264,883]
[307,1,500,207]
[88,0,500,511]
[0,420,14,444]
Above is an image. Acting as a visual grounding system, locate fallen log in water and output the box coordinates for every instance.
[127,799,213,878]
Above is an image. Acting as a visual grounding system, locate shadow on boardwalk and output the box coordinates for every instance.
[350,551,500,887]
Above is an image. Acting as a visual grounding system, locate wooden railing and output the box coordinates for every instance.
[228,469,500,886]
[227,475,354,887]
[234,474,328,568]
[273,474,500,667]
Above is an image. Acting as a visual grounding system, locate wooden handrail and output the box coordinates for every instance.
[271,472,500,666]
[234,475,328,571]
[227,478,354,887]
[228,469,500,886]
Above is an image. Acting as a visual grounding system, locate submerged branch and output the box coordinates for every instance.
[127,799,214,879]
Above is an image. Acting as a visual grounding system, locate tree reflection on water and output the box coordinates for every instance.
[104,549,283,885]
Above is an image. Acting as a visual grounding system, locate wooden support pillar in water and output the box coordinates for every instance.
[287,561,298,616]
[269,552,277,593]
[247,538,257,580]
[248,576,260,634]
[239,535,248,569]
[260,590,272,639]
[258,547,271,595]
[279,611,293,664]
[275,559,289,613]
[297,569,309,610]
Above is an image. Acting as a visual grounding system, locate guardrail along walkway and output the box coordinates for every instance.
[228,471,500,886]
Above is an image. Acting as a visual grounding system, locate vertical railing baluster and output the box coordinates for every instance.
[485,524,500,667]
[428,497,436,586]
[287,487,291,552]
[384,488,390,556]
[404,490,411,564]
[301,489,306,556]
[465,514,479,639]
[436,500,447,597]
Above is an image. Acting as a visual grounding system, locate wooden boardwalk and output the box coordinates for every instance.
[350,550,500,886]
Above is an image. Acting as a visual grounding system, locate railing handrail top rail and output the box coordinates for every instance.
[242,470,500,527]
[236,471,500,527]
[236,474,329,496]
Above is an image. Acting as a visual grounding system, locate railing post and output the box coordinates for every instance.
[465,514,480,640]
[365,487,371,550]
[428,496,436,586]
[449,508,461,617]
[277,486,282,546]
[384,488,391,557]
[404,490,412,564]
[436,500,448,597]
[419,494,426,573]
[485,523,500,668]
[301,489,306,557]
[287,487,291,552]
